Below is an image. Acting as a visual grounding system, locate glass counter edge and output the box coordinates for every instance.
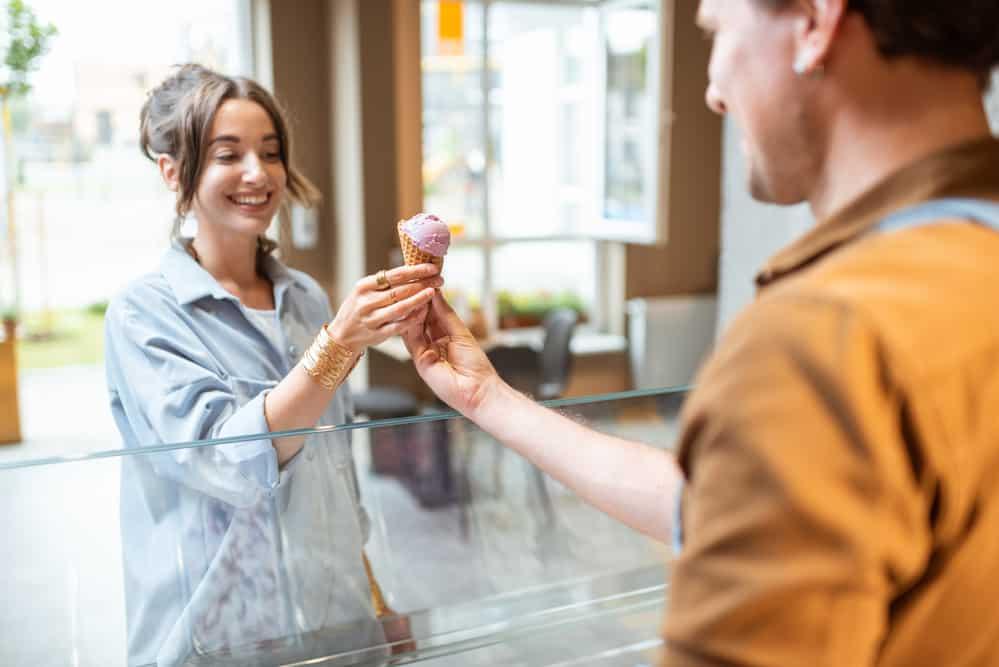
[0,385,691,471]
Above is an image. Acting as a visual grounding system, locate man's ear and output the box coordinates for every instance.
[794,0,846,74]
[157,155,180,193]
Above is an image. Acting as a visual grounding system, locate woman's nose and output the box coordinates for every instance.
[241,154,267,184]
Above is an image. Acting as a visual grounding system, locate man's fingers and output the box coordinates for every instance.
[400,318,430,359]
[430,290,471,334]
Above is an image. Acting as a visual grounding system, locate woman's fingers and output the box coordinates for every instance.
[360,263,439,292]
[358,277,442,315]
[365,287,435,330]
[376,308,430,339]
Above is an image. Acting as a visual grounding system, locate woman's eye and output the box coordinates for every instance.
[263,151,281,161]
[216,153,237,162]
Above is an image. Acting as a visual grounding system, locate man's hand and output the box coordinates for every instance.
[401,291,502,419]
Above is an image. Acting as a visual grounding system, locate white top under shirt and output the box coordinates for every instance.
[243,306,284,352]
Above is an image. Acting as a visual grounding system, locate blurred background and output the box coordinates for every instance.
[0,0,996,457]
[0,2,996,665]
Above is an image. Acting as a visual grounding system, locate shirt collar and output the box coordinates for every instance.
[756,136,999,288]
[160,241,308,306]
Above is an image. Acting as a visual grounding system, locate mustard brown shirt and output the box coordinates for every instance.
[663,137,999,667]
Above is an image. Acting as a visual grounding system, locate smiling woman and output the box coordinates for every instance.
[139,64,320,255]
[105,64,442,665]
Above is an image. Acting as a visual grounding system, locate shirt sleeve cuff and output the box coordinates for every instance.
[215,390,285,494]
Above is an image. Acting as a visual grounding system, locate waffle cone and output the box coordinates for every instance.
[398,220,445,268]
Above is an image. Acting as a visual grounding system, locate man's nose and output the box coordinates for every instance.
[705,82,727,115]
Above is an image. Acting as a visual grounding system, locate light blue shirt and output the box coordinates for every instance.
[105,244,382,666]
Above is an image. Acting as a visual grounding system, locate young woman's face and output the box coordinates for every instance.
[191,98,287,239]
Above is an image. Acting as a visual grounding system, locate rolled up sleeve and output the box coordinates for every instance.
[663,294,931,667]
[106,299,292,508]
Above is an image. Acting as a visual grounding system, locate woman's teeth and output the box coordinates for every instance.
[232,194,268,205]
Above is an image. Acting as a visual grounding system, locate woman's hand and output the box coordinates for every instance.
[401,290,503,419]
[326,264,442,354]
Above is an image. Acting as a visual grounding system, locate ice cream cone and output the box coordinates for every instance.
[398,220,445,268]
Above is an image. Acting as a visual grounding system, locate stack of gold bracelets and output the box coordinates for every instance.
[301,324,360,390]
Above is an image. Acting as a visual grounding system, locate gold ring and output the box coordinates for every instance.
[375,269,391,291]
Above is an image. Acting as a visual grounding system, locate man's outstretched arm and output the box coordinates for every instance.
[403,291,682,543]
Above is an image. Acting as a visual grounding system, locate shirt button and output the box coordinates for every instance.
[288,344,298,356]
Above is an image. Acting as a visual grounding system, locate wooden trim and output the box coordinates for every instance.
[393,0,424,221]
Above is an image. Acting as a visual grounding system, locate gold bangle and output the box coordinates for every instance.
[301,325,360,391]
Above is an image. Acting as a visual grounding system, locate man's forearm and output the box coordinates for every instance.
[472,382,681,542]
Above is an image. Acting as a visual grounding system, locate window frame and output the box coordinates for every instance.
[426,0,626,334]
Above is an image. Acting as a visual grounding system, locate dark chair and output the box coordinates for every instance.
[355,386,454,507]
[485,307,579,401]
[538,307,579,400]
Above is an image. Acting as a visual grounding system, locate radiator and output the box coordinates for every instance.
[626,295,718,390]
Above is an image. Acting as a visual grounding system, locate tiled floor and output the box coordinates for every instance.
[1,367,682,666]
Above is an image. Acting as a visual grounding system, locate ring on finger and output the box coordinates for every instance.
[375,269,391,291]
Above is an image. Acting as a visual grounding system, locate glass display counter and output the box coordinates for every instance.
[1,387,686,666]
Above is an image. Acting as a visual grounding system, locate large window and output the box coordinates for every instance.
[6,0,251,325]
[422,0,605,333]
[3,0,252,343]
[2,0,252,447]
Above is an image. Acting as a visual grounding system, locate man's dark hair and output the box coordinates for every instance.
[758,0,999,86]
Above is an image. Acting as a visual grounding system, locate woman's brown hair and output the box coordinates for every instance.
[139,64,321,251]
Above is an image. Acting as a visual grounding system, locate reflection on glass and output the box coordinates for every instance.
[603,5,657,223]
[0,387,684,665]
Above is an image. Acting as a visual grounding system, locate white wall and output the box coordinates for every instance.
[715,117,812,331]
[717,74,999,333]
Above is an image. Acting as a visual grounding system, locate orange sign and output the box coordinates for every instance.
[438,1,464,55]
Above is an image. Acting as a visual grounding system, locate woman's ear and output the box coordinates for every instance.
[157,155,180,192]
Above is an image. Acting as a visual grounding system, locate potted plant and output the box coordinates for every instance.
[497,290,587,329]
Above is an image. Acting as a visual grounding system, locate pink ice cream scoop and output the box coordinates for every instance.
[398,213,451,267]
[399,213,451,257]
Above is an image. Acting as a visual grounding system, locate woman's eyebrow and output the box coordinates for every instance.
[208,133,280,146]
[208,135,240,146]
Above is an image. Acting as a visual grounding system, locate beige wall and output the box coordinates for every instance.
[269,0,336,296]
[625,0,721,301]
[269,0,419,302]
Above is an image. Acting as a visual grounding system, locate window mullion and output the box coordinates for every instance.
[480,0,498,334]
